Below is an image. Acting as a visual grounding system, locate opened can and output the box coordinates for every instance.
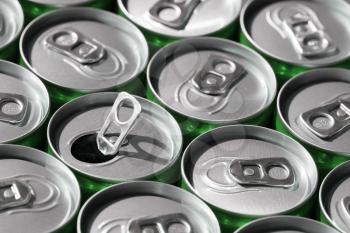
[240,0,350,85]
[0,144,80,233]
[147,37,276,143]
[181,125,318,232]
[20,7,149,110]
[0,60,49,148]
[117,0,242,53]
[276,68,350,178]
[48,92,183,200]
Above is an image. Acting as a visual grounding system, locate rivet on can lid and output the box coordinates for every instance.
[96,92,141,156]
[0,179,34,211]
[149,0,201,30]
[0,93,28,125]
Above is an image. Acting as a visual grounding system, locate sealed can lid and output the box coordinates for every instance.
[235,216,340,233]
[48,92,183,183]
[25,0,95,7]
[148,37,276,124]
[78,181,220,233]
[20,7,148,92]
[118,0,242,38]
[0,144,80,233]
[278,68,350,155]
[0,61,49,143]
[182,125,318,217]
[0,0,23,49]
[320,161,350,233]
[241,0,350,68]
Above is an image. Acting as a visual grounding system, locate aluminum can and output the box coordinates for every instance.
[181,125,318,232]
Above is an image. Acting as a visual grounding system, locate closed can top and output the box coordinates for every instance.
[48,92,183,183]
[20,7,148,92]
[118,0,242,38]
[320,161,350,233]
[278,68,350,155]
[0,61,49,143]
[78,181,220,233]
[0,144,80,233]
[182,125,318,217]
[234,216,340,233]
[241,0,350,68]
[24,0,97,7]
[148,37,276,124]
[0,0,23,50]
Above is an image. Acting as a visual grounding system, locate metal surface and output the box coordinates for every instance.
[24,0,95,7]
[0,144,80,233]
[181,125,318,217]
[77,181,220,233]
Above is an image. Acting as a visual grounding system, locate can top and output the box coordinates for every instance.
[241,0,350,68]
[278,68,350,155]
[20,8,148,92]
[78,181,220,233]
[182,125,318,217]
[25,0,95,7]
[148,37,276,124]
[320,161,350,233]
[118,0,242,38]
[48,92,183,183]
[0,144,80,233]
[0,61,49,144]
[0,0,23,50]
[234,216,340,233]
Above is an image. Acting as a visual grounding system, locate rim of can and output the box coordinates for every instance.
[0,60,50,144]
[23,0,97,7]
[0,144,81,232]
[319,160,350,233]
[277,68,350,156]
[240,0,350,68]
[117,0,242,39]
[47,92,183,183]
[77,181,221,233]
[181,124,319,218]
[20,7,149,93]
[147,37,277,125]
[0,0,24,50]
[234,215,340,233]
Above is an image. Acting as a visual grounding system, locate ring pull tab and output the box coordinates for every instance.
[45,28,105,65]
[149,0,201,29]
[192,55,246,96]
[340,196,350,219]
[96,92,141,156]
[0,93,28,125]
[0,15,4,35]
[230,158,295,188]
[301,97,350,139]
[0,180,34,211]
[283,10,337,58]
[128,213,193,233]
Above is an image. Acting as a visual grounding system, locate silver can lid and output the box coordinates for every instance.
[148,37,276,124]
[48,92,183,183]
[241,0,350,68]
[0,144,80,233]
[20,8,148,92]
[25,0,95,7]
[182,125,318,217]
[320,161,350,233]
[0,0,23,50]
[278,68,350,155]
[78,181,220,233]
[118,0,242,38]
[235,216,340,233]
[0,61,49,143]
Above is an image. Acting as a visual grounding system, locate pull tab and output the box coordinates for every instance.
[284,11,337,58]
[340,196,350,219]
[0,93,28,125]
[96,92,141,156]
[192,55,246,96]
[0,180,34,211]
[149,0,200,29]
[301,97,350,139]
[128,213,192,233]
[46,28,105,65]
[230,158,295,188]
[0,15,4,35]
